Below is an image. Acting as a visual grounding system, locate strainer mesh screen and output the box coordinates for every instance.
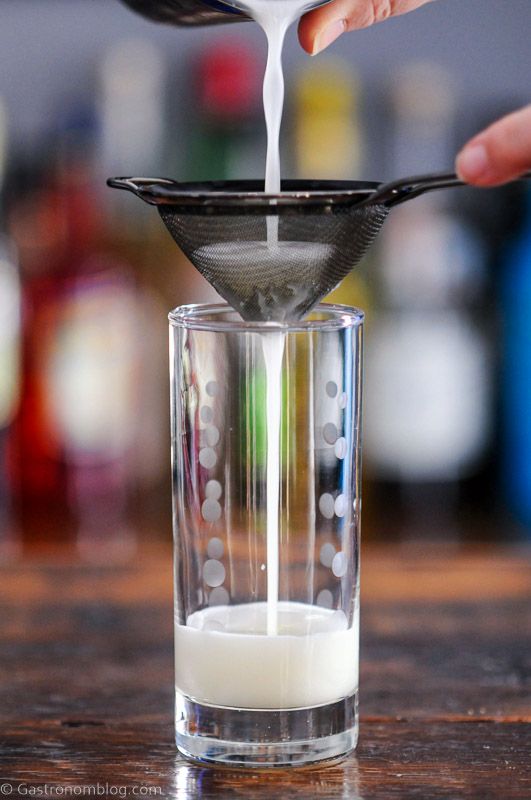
[159,204,389,321]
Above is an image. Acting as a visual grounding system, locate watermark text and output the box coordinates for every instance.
[1,783,162,798]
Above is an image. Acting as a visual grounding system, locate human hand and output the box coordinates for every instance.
[299,2,531,187]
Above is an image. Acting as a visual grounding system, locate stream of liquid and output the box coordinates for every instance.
[239,0,309,194]
[235,0,317,636]
[260,331,285,635]
[194,8,325,634]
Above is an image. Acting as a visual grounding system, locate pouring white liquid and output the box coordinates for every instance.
[243,0,317,635]
[239,0,316,194]
[185,1,358,707]
[260,331,285,636]
[195,1,329,640]
[248,0,310,242]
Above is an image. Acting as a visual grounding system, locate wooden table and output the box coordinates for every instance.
[1,544,530,799]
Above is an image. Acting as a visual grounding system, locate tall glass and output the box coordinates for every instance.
[170,303,363,768]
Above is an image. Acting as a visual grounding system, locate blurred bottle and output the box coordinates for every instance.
[99,36,219,313]
[7,150,89,543]
[187,40,263,182]
[44,264,139,560]
[290,60,376,528]
[98,39,180,529]
[363,64,491,540]
[293,60,361,182]
[8,113,141,558]
[293,60,371,311]
[99,39,166,182]
[0,239,21,555]
[501,188,531,534]
[0,99,22,560]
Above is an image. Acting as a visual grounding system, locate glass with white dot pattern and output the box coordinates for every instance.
[169,303,363,768]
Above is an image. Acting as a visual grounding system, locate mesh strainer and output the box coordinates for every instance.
[108,172,530,321]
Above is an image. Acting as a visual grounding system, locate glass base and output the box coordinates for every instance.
[175,690,358,768]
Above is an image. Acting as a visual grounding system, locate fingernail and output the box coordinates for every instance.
[456,142,489,181]
[312,19,346,55]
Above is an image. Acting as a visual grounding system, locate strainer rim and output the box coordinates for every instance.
[108,177,382,211]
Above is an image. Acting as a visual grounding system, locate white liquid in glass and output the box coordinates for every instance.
[175,602,359,708]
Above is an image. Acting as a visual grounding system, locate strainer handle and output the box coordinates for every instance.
[369,171,531,208]
[107,177,178,205]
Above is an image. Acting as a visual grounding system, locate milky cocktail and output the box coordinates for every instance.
[170,303,363,767]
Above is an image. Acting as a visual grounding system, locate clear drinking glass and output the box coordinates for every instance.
[170,303,363,768]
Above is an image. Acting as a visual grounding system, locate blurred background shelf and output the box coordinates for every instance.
[0,0,530,558]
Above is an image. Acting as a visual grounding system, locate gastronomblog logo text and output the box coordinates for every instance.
[1,784,162,797]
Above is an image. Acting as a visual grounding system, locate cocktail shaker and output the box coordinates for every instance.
[119,0,247,27]
[120,0,330,27]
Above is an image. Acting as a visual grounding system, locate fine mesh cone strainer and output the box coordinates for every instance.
[108,172,530,322]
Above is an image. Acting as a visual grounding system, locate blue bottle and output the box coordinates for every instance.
[502,189,531,532]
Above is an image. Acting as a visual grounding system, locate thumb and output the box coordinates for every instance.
[298,0,434,56]
[456,105,531,187]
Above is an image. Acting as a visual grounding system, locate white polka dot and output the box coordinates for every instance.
[318,493,335,520]
[338,393,348,410]
[326,381,338,398]
[206,480,222,500]
[334,437,347,460]
[200,406,213,424]
[334,494,348,518]
[319,542,336,568]
[332,551,348,578]
[207,536,224,558]
[323,422,338,445]
[260,563,266,571]
[206,381,219,397]
[316,589,333,609]
[203,559,226,587]
[208,586,230,607]
[199,448,217,469]
[205,425,220,447]
[202,499,222,523]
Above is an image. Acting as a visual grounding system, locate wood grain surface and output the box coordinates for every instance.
[0,544,530,799]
